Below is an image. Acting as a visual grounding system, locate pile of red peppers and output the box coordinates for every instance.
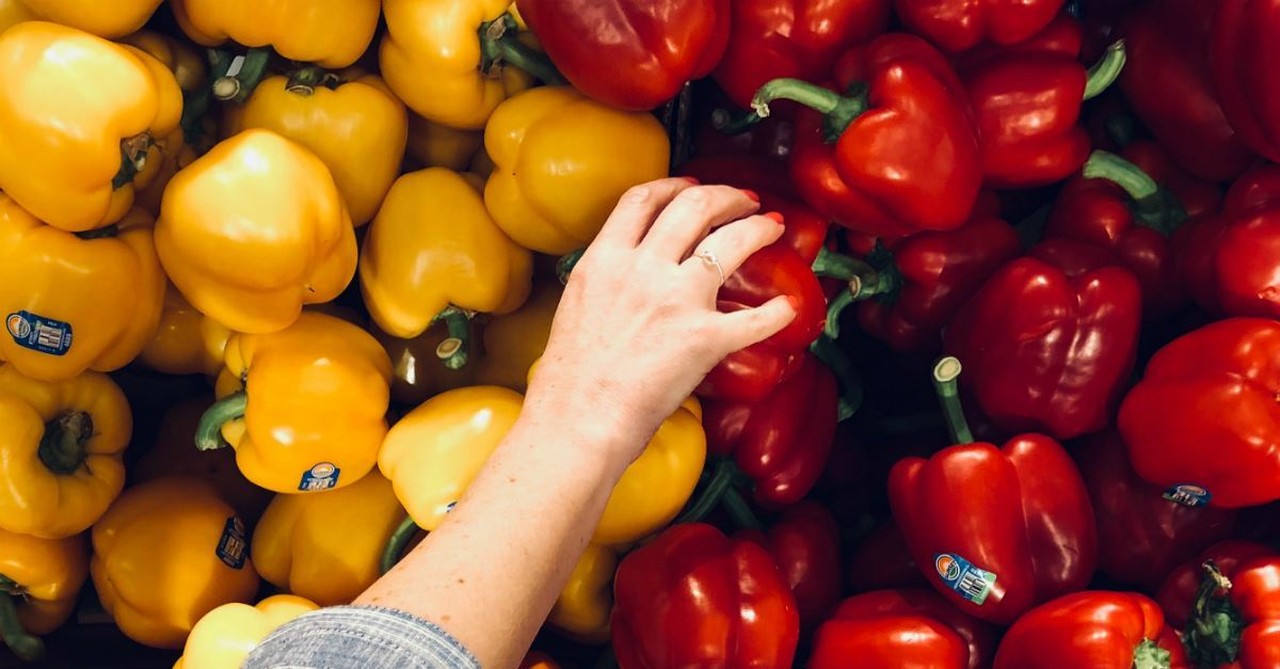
[517,0,1280,667]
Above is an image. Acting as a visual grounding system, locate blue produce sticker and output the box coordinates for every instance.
[1163,484,1212,508]
[298,462,340,492]
[216,516,248,569]
[6,311,72,355]
[935,553,997,605]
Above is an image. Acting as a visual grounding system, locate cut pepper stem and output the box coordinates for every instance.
[195,392,247,451]
[932,356,974,445]
[711,107,763,135]
[478,14,565,86]
[112,133,152,189]
[1131,639,1172,669]
[285,67,342,96]
[37,412,92,476]
[1082,150,1184,235]
[720,486,763,532]
[675,459,738,525]
[431,307,472,370]
[1083,39,1127,101]
[556,248,586,285]
[380,515,422,575]
[211,48,272,103]
[751,78,868,140]
[0,589,43,663]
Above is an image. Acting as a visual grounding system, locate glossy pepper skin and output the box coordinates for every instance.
[993,591,1187,669]
[1118,318,1280,509]
[406,115,483,171]
[156,129,358,334]
[767,34,982,237]
[1212,1,1280,165]
[0,21,182,232]
[711,0,890,109]
[91,477,260,649]
[889,433,1097,624]
[0,366,129,539]
[893,0,1064,53]
[15,0,161,37]
[0,0,36,32]
[204,311,392,495]
[517,0,729,111]
[0,197,165,382]
[809,589,997,669]
[381,0,536,130]
[1205,164,1280,320]
[943,243,1142,440]
[252,472,404,607]
[484,86,669,255]
[230,70,408,226]
[1073,431,1237,591]
[174,595,318,669]
[0,529,88,663]
[474,282,562,393]
[548,543,617,643]
[704,353,837,506]
[611,523,799,669]
[737,502,843,632]
[360,167,533,340]
[1119,0,1255,182]
[172,0,379,69]
[137,286,231,378]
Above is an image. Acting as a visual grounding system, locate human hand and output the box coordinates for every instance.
[525,178,797,465]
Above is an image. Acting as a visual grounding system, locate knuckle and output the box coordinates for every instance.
[674,187,711,209]
[619,185,656,207]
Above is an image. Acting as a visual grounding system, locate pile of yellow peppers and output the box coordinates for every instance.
[0,0,677,664]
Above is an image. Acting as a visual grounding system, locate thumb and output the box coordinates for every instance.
[714,295,798,354]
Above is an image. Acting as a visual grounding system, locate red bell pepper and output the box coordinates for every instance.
[1211,1,1280,165]
[702,352,838,505]
[809,589,998,669]
[1118,0,1256,182]
[1155,540,1275,629]
[611,523,799,669]
[887,358,1097,625]
[943,240,1142,440]
[993,591,1189,669]
[848,521,927,593]
[712,0,890,109]
[892,0,1065,53]
[1205,165,1280,320]
[1118,318,1280,509]
[1072,430,1237,591]
[753,33,982,237]
[736,501,842,632]
[814,213,1021,354]
[516,0,730,110]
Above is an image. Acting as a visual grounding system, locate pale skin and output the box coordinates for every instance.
[353,178,797,669]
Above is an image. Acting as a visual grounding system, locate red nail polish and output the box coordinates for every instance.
[679,176,701,185]
[764,211,785,225]
[740,189,760,203]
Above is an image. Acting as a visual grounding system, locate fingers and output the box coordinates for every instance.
[640,186,761,260]
[683,214,785,287]
[592,178,700,249]
[712,296,798,354]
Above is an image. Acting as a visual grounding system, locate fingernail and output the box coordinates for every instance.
[787,296,801,313]
[764,211,785,225]
[740,189,760,203]
[679,176,700,185]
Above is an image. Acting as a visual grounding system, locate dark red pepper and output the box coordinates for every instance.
[754,33,982,237]
[1155,540,1275,629]
[847,521,927,593]
[1211,1,1280,165]
[892,0,1065,53]
[1206,165,1280,320]
[516,0,730,110]
[737,501,843,633]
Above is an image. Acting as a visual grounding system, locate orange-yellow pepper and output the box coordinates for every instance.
[380,0,544,130]
[0,0,35,33]
[374,322,479,407]
[0,529,88,662]
[155,129,357,334]
[172,0,379,69]
[132,397,272,526]
[0,365,130,539]
[0,21,182,232]
[226,69,408,226]
[15,0,162,38]
[548,543,616,644]
[474,282,562,392]
[406,114,484,171]
[136,285,232,378]
[199,311,392,494]
[174,594,318,669]
[484,86,670,254]
[360,167,532,367]
[520,652,562,669]
[0,195,165,382]
[251,471,404,606]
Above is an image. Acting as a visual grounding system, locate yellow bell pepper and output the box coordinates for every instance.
[373,322,479,407]
[137,285,232,378]
[0,21,182,232]
[0,195,165,382]
[0,365,129,539]
[172,0,379,70]
[252,471,403,606]
[359,167,532,367]
[380,0,546,130]
[484,86,669,254]
[226,69,408,226]
[0,0,35,33]
[547,543,616,644]
[133,397,273,526]
[174,594,318,669]
[199,311,392,494]
[407,114,483,171]
[474,282,562,392]
[155,129,358,334]
[91,476,260,649]
[0,529,88,662]
[15,0,161,38]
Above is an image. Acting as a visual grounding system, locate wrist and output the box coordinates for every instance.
[515,388,656,480]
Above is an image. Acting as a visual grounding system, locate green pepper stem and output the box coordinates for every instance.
[111,133,152,189]
[1082,150,1185,235]
[381,515,422,575]
[674,459,738,525]
[556,248,587,285]
[195,392,247,451]
[211,48,272,103]
[811,246,865,281]
[1083,39,1127,101]
[811,335,863,421]
[1131,639,1172,669]
[720,486,763,532]
[285,67,342,96]
[431,307,473,370]
[824,289,855,339]
[751,78,868,139]
[0,591,44,663]
[74,225,120,241]
[932,357,974,445]
[37,412,92,476]
[711,108,763,136]
[479,14,566,86]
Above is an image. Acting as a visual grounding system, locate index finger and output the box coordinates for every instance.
[592,177,699,249]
